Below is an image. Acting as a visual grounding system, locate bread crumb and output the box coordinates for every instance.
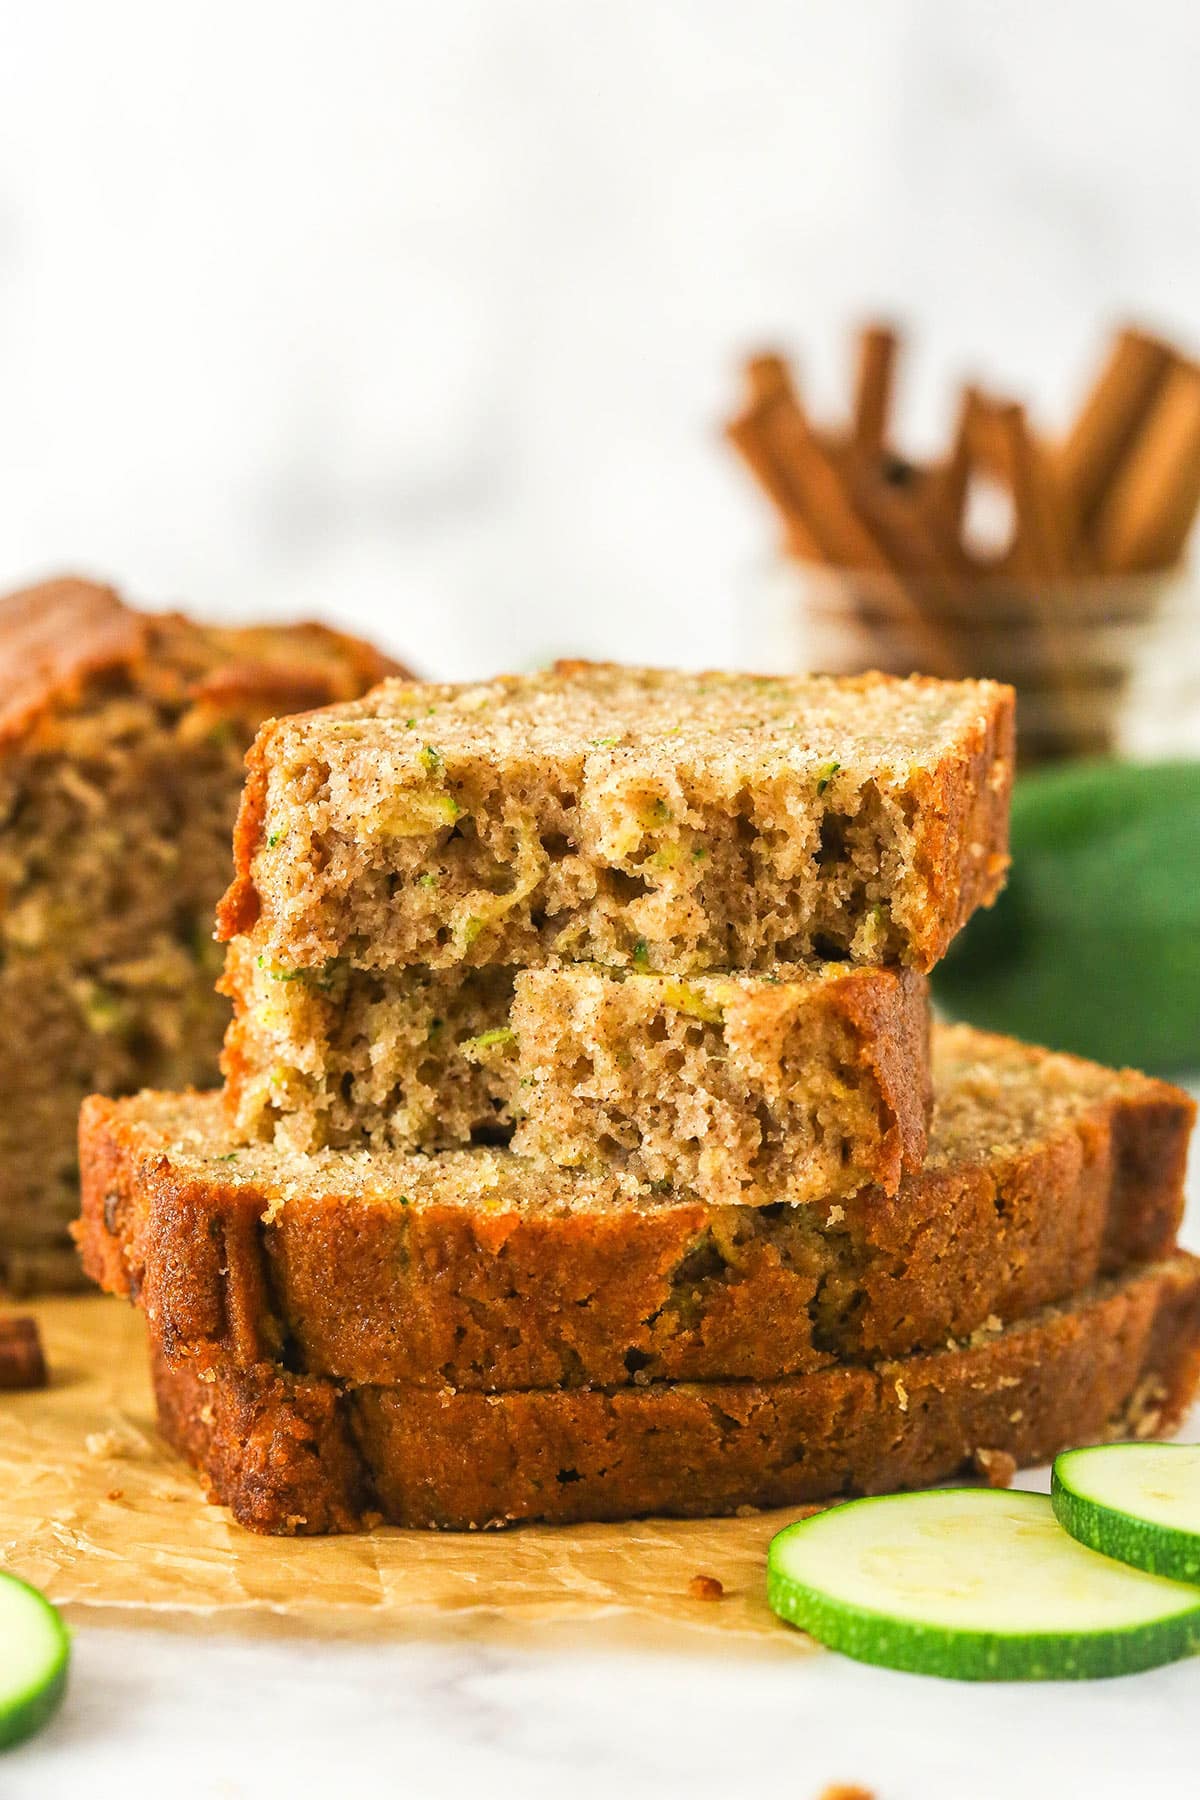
[85,1428,141,1459]
[826,1205,845,1226]
[894,1378,909,1412]
[106,1488,125,1502]
[972,1447,1017,1488]
[1128,1374,1169,1438]
[968,1314,1005,1346]
[689,1574,724,1601]
[819,1786,875,1800]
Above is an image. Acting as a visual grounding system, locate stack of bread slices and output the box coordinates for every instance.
[76,663,1200,1533]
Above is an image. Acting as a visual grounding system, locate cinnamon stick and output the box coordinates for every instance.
[743,351,794,408]
[1054,326,1174,533]
[0,1316,47,1390]
[1094,357,1200,571]
[725,410,825,560]
[851,324,898,454]
[952,390,1068,575]
[742,392,897,574]
[838,440,948,579]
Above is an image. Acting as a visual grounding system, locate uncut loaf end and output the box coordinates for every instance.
[0,576,402,1291]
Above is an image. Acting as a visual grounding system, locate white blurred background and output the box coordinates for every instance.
[0,0,1195,678]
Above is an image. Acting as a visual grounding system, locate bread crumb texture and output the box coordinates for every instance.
[220,664,1014,978]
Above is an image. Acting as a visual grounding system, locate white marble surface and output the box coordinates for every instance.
[9,1607,1200,1800]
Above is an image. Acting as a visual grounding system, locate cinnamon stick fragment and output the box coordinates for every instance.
[0,1315,47,1390]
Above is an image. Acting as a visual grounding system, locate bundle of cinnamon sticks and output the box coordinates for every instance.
[727,324,1200,759]
[727,323,1200,581]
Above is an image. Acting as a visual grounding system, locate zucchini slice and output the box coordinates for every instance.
[768,1488,1200,1680]
[1053,1443,1200,1583]
[0,1573,70,1749]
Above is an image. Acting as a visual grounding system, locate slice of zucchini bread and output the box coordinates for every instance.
[220,945,932,1203]
[148,1256,1200,1531]
[77,1026,1194,1389]
[0,576,402,1292]
[216,663,1014,980]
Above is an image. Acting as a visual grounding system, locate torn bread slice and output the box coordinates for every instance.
[216,663,1014,979]
[220,944,932,1204]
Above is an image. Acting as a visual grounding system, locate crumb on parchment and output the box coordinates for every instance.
[688,1573,724,1601]
[84,1427,147,1460]
[972,1446,1017,1488]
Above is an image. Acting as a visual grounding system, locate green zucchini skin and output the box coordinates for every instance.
[0,1574,70,1750]
[768,1490,1200,1681]
[1053,1447,1200,1585]
[767,1567,1200,1682]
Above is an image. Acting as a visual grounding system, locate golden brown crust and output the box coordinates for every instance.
[217,738,270,939]
[0,577,146,747]
[0,576,405,751]
[908,681,1016,953]
[148,1257,1200,1532]
[76,1034,1193,1387]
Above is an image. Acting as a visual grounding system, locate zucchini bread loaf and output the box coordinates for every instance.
[148,1257,1200,1531]
[217,663,1014,981]
[221,945,932,1203]
[78,1026,1193,1389]
[0,576,401,1291]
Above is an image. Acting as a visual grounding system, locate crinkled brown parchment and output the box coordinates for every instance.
[0,1297,816,1649]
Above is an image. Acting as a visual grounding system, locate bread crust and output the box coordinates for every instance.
[0,576,401,750]
[148,1257,1200,1532]
[76,1028,1194,1387]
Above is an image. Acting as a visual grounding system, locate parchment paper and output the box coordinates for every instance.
[0,1297,816,1649]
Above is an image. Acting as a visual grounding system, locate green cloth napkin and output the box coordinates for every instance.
[933,760,1200,1073]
